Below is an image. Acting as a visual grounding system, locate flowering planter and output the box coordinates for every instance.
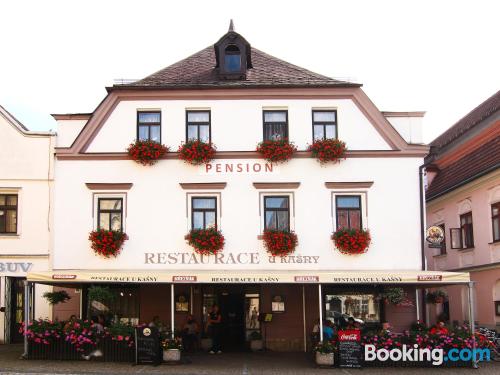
[315,352,334,366]
[163,349,181,362]
[308,138,347,164]
[256,139,297,163]
[332,228,371,255]
[127,140,168,166]
[262,230,298,257]
[178,140,216,165]
[185,228,225,255]
[89,229,128,258]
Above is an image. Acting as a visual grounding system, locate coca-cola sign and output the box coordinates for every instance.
[338,329,361,342]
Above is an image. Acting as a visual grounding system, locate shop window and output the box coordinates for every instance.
[186,110,211,143]
[492,202,500,242]
[324,292,380,324]
[335,195,362,230]
[264,196,290,231]
[312,110,337,141]
[137,111,161,142]
[191,197,217,229]
[263,110,288,141]
[97,198,123,231]
[0,194,18,234]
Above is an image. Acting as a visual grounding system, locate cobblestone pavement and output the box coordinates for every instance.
[0,344,499,375]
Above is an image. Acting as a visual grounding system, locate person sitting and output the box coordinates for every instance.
[379,321,391,335]
[148,315,163,330]
[323,320,335,340]
[182,314,199,352]
[346,317,356,330]
[429,321,449,335]
[63,315,77,331]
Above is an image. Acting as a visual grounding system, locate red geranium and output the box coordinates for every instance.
[332,228,371,255]
[89,228,128,258]
[178,140,216,165]
[308,138,347,164]
[262,229,298,256]
[127,140,169,166]
[256,139,297,163]
[185,228,225,255]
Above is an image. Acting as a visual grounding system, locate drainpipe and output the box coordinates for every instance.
[419,163,427,324]
[22,281,31,359]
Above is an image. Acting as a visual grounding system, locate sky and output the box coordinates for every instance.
[0,0,498,142]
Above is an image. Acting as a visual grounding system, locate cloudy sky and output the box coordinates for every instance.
[1,0,498,142]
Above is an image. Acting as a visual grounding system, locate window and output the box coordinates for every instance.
[460,212,474,248]
[191,197,217,229]
[137,111,161,142]
[263,110,288,141]
[224,45,241,72]
[312,110,337,141]
[264,196,290,231]
[324,292,380,324]
[438,223,447,255]
[97,198,123,231]
[492,203,500,242]
[0,194,18,234]
[336,195,361,230]
[186,110,210,143]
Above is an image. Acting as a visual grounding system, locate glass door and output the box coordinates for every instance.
[244,293,260,340]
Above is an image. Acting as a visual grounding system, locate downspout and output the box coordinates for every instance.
[419,163,427,324]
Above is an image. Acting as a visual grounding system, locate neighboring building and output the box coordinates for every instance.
[425,90,500,328]
[26,25,469,351]
[0,105,55,343]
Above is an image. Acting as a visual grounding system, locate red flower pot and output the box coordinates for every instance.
[308,139,347,164]
[89,229,128,258]
[256,139,297,163]
[178,140,216,165]
[127,140,168,166]
[185,228,225,255]
[262,229,298,256]
[332,228,371,255]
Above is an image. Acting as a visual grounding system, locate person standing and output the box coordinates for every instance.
[208,304,222,354]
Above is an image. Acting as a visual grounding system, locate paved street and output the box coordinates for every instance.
[0,345,499,375]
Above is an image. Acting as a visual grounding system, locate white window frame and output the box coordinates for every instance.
[259,192,295,233]
[186,192,222,231]
[330,191,368,232]
[92,192,127,232]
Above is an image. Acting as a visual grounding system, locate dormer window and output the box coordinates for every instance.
[224,45,241,72]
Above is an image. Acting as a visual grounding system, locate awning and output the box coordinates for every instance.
[27,269,470,285]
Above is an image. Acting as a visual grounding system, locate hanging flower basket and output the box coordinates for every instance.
[308,138,347,164]
[42,290,71,305]
[380,287,414,307]
[185,228,225,255]
[256,139,297,163]
[127,140,169,166]
[178,140,216,165]
[262,229,298,256]
[332,228,371,255]
[89,229,128,258]
[425,289,448,304]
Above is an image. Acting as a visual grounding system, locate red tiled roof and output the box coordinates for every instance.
[113,46,359,90]
[429,90,500,150]
[426,136,500,200]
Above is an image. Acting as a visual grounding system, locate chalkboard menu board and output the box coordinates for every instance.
[338,329,362,368]
[135,326,161,365]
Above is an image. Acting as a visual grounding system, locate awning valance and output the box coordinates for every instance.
[27,269,470,286]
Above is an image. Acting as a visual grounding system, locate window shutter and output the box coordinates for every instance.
[450,228,462,249]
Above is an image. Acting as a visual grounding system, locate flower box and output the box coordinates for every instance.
[262,229,298,256]
[89,229,128,258]
[315,351,334,366]
[256,139,297,163]
[332,228,371,255]
[127,140,168,166]
[185,228,225,255]
[308,138,347,164]
[163,348,181,362]
[178,140,216,165]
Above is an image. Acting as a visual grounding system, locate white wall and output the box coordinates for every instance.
[56,119,86,147]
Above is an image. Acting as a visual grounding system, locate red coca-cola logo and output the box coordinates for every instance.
[338,330,360,342]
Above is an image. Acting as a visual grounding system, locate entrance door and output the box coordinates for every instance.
[218,289,245,351]
[10,278,25,343]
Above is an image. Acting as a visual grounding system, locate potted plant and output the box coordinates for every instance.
[249,331,263,351]
[332,228,371,255]
[89,228,128,258]
[426,289,448,304]
[162,337,182,362]
[178,140,216,165]
[185,228,225,255]
[256,139,297,163]
[308,138,347,164]
[314,340,335,366]
[127,140,169,166]
[262,229,298,256]
[42,290,71,305]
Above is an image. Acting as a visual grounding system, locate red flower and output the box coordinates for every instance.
[332,228,371,255]
[178,140,216,165]
[185,228,225,255]
[256,139,297,163]
[127,140,169,166]
[307,139,347,164]
[262,229,298,257]
[88,229,128,258]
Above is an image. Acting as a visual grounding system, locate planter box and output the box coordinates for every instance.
[315,352,334,366]
[250,339,263,351]
[163,349,181,362]
[201,338,212,351]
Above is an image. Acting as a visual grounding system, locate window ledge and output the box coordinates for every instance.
[433,253,447,258]
[488,240,500,246]
[457,247,474,253]
[0,234,20,239]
